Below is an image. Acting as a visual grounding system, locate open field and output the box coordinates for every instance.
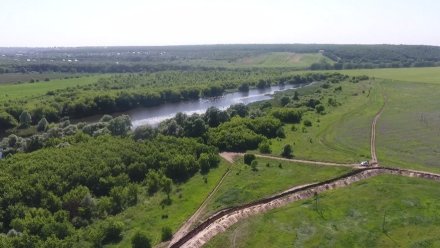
[0,73,90,84]
[340,67,440,84]
[232,52,333,68]
[205,174,440,248]
[257,79,382,164]
[176,52,333,69]
[197,157,352,222]
[376,80,440,173]
[332,67,440,173]
[0,74,105,103]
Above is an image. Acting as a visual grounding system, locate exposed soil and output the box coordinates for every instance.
[168,156,235,246]
[370,96,387,165]
[170,167,440,248]
[219,152,240,164]
[169,95,440,248]
[221,152,360,168]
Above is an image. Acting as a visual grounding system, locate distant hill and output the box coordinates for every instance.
[0,44,439,73]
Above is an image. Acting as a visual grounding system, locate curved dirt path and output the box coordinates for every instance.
[220,152,360,168]
[370,95,387,166]
[170,167,440,248]
[169,89,399,248]
[169,158,233,246]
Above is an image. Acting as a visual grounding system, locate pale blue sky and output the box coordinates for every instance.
[1,0,439,47]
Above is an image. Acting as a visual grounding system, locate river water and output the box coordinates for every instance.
[132,83,312,128]
[79,83,312,128]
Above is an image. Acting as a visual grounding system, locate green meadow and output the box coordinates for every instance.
[0,74,105,103]
[197,157,351,223]
[206,175,440,248]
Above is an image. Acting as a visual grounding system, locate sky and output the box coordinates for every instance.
[0,0,439,47]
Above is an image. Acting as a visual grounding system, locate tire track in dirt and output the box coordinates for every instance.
[220,152,360,168]
[168,157,233,246]
[370,97,386,166]
[170,167,440,248]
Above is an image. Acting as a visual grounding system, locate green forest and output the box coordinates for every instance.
[1,44,440,74]
[0,68,361,247]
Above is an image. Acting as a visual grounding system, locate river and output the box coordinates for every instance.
[80,83,313,128]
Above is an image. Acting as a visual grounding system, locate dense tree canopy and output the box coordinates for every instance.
[0,134,219,246]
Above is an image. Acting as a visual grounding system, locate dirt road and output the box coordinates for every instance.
[170,167,440,248]
[168,159,233,246]
[370,97,386,165]
[169,93,405,248]
[220,152,360,168]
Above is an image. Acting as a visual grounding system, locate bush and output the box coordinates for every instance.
[37,118,49,132]
[145,170,162,195]
[161,227,173,241]
[271,108,302,123]
[281,144,293,158]
[315,104,325,114]
[102,221,124,244]
[108,115,132,136]
[19,111,32,128]
[258,141,272,154]
[0,111,18,129]
[131,231,151,248]
[280,96,290,106]
[133,125,157,141]
[251,160,258,171]
[244,153,256,165]
[198,153,220,174]
[238,82,249,92]
[303,120,312,127]
[276,127,285,138]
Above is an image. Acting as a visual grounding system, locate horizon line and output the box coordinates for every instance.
[1,42,440,49]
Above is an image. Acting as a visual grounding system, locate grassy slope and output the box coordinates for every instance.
[206,175,440,248]
[338,67,440,173]
[376,80,440,173]
[340,67,440,84]
[262,79,382,164]
[0,75,105,103]
[179,52,333,68]
[234,52,333,68]
[198,157,352,221]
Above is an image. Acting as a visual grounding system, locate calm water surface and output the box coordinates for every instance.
[81,83,313,128]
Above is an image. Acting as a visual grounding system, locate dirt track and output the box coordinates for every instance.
[169,93,439,248]
[370,97,386,165]
[170,167,440,248]
[220,152,360,168]
[168,158,234,246]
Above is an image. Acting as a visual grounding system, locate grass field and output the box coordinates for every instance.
[256,79,382,164]
[206,174,440,248]
[233,52,333,68]
[0,74,105,103]
[340,67,440,84]
[376,80,440,172]
[179,52,333,69]
[198,157,352,221]
[0,73,89,84]
[334,67,440,173]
